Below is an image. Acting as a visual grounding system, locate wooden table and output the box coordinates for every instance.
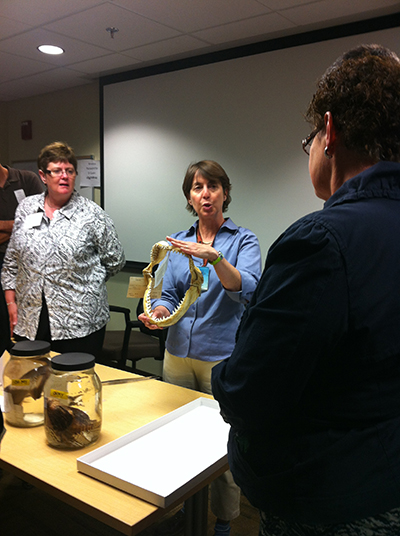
[0,363,228,535]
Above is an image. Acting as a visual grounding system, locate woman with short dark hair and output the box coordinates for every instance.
[140,159,261,536]
[212,44,400,535]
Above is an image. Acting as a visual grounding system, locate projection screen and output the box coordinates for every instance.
[101,18,400,267]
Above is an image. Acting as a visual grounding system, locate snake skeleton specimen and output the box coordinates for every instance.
[142,240,203,327]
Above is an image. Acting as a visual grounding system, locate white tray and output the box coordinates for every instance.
[77,397,230,507]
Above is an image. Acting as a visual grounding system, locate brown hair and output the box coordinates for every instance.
[37,141,78,173]
[182,160,232,216]
[305,44,400,162]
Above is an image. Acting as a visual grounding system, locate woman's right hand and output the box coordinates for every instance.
[5,290,17,336]
[138,305,170,330]
[7,302,17,337]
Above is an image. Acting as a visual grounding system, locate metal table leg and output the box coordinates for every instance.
[184,485,209,536]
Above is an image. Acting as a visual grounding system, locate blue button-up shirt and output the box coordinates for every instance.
[153,218,261,361]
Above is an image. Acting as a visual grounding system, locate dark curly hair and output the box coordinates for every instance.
[305,44,400,162]
[182,160,232,216]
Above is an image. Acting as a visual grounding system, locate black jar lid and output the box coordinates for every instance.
[11,340,51,356]
[51,352,95,371]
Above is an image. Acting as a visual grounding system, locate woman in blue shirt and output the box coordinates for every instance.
[140,160,261,536]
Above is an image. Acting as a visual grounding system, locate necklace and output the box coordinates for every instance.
[45,198,61,210]
[197,229,215,267]
[197,230,214,246]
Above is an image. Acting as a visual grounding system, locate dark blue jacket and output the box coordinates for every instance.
[212,161,400,524]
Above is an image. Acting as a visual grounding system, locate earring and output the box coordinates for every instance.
[324,147,332,159]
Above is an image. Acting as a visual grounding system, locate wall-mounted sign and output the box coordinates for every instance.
[78,159,100,187]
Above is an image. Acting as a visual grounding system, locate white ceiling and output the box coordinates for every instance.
[1,0,400,102]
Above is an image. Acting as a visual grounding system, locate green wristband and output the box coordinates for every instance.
[209,251,224,266]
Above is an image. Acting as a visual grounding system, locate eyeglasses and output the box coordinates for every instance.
[302,129,318,155]
[45,168,76,178]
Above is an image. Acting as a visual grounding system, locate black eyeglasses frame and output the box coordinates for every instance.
[302,128,319,155]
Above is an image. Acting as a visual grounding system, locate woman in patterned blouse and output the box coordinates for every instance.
[1,141,125,358]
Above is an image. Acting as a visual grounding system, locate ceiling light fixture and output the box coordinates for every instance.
[37,44,65,55]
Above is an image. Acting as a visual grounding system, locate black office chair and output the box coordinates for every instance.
[99,299,167,375]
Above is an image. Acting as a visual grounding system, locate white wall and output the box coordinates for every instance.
[0,82,141,327]
[5,83,100,164]
[102,26,400,266]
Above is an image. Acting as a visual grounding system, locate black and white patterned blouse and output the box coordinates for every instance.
[1,191,125,340]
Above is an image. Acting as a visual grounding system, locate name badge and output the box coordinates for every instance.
[25,212,43,229]
[200,266,209,292]
[14,189,26,204]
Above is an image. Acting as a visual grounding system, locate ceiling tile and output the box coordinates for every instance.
[0,67,93,100]
[69,53,141,75]
[0,15,33,38]
[44,3,181,51]
[0,0,104,26]
[282,0,400,25]
[125,35,211,62]
[255,0,325,9]
[0,51,53,82]
[113,0,272,32]
[0,78,50,101]
[25,67,93,89]
[0,29,111,65]
[193,12,297,45]
[0,0,399,101]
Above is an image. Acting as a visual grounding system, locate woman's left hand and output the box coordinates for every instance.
[166,236,219,263]
[167,236,242,292]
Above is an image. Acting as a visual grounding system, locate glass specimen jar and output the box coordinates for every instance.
[44,353,102,449]
[3,340,51,427]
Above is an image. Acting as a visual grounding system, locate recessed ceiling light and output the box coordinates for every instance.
[37,44,65,55]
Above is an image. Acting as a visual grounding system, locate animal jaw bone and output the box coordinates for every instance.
[142,240,203,327]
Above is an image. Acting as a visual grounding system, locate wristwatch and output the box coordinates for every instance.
[209,251,224,266]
